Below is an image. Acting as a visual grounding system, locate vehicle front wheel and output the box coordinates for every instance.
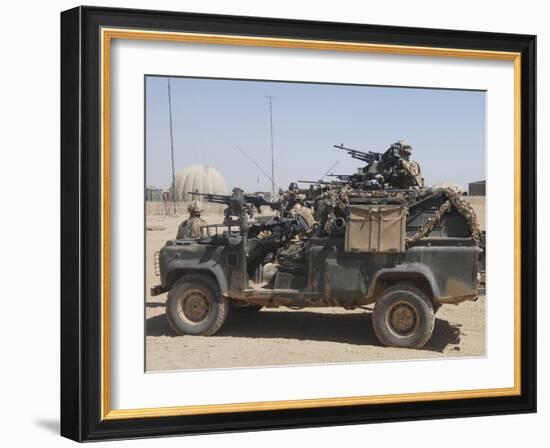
[372,284,435,349]
[166,275,228,336]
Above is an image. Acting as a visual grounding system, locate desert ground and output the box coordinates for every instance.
[145,199,486,371]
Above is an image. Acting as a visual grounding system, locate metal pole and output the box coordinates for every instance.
[265,95,275,199]
[167,78,177,216]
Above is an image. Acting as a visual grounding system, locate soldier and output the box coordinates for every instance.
[176,200,207,239]
[280,182,301,214]
[386,140,423,188]
[291,202,316,236]
[277,202,316,272]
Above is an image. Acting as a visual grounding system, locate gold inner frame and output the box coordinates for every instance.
[100,28,522,421]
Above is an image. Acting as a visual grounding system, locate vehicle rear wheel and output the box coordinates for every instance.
[166,275,228,336]
[372,284,435,349]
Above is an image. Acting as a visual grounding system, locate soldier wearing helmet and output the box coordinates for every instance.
[176,200,208,239]
[391,140,423,188]
[398,140,413,160]
[288,182,299,192]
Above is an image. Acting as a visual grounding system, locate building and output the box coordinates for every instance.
[145,185,163,201]
[172,165,228,202]
[468,180,486,196]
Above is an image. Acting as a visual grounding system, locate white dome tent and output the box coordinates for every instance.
[172,165,229,202]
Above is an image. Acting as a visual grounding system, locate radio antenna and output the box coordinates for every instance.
[167,78,177,215]
[265,95,276,199]
[234,145,280,190]
[320,160,340,180]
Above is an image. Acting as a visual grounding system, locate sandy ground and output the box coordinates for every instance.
[465,196,486,231]
[145,213,486,371]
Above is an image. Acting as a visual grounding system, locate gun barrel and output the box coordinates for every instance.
[298,179,344,185]
[187,192,231,204]
[327,174,351,179]
[333,144,374,163]
[189,190,280,211]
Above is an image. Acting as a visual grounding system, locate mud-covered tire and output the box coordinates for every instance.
[166,275,228,336]
[372,284,435,349]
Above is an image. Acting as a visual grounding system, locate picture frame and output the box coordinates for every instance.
[60,5,536,441]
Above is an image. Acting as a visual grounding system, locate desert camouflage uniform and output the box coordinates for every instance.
[397,159,423,188]
[176,201,207,239]
[176,217,207,239]
[294,204,315,235]
[277,204,315,271]
[391,140,423,188]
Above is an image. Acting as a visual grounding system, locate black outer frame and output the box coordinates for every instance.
[60,6,536,442]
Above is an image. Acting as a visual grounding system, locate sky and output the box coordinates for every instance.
[145,76,486,193]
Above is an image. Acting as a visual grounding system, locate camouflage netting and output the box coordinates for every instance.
[292,185,481,245]
[446,188,482,244]
[406,188,481,245]
[406,199,451,243]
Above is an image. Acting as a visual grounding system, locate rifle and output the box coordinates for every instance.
[333,143,383,165]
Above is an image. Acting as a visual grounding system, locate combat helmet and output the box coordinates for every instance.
[397,139,412,157]
[187,200,204,215]
[288,182,299,192]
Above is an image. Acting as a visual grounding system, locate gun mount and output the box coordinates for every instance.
[189,187,282,233]
[333,142,422,189]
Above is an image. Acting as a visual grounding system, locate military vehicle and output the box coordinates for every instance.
[151,143,482,349]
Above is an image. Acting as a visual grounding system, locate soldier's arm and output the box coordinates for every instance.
[399,159,418,175]
[199,218,208,236]
[176,220,187,239]
[404,161,422,186]
[396,157,408,169]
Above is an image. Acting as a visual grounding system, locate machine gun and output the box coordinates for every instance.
[297,179,347,186]
[190,188,281,214]
[326,173,365,183]
[332,142,411,190]
[190,188,282,234]
[190,188,307,261]
[333,143,383,165]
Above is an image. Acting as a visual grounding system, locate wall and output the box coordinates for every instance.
[0,1,545,447]
[145,201,226,216]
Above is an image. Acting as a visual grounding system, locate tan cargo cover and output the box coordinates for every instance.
[345,205,407,253]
